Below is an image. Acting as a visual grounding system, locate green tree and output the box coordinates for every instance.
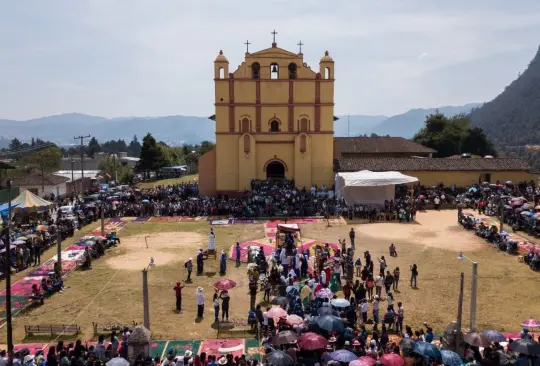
[128,135,141,157]
[413,113,497,157]
[98,155,128,182]
[87,137,101,158]
[136,133,165,174]
[21,146,62,172]
[9,138,22,151]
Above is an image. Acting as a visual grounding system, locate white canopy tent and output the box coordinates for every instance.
[335,170,418,206]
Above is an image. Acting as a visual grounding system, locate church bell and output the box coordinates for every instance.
[271,64,278,73]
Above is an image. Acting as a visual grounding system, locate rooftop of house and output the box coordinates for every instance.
[336,157,531,172]
[334,136,437,156]
[11,170,70,187]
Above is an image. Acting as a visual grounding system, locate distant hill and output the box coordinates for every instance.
[469,46,540,171]
[470,46,540,146]
[370,103,482,138]
[0,103,480,146]
[0,114,215,146]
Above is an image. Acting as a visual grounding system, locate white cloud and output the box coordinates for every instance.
[1,0,540,119]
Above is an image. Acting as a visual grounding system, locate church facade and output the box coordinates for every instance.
[199,39,336,195]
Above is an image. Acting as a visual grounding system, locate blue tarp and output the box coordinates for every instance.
[0,202,19,214]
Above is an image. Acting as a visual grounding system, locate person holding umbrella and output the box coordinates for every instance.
[220,290,230,322]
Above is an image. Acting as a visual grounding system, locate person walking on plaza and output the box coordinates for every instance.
[396,301,404,334]
[196,287,205,318]
[219,250,227,275]
[173,281,185,312]
[384,270,394,294]
[410,264,418,288]
[349,228,355,249]
[393,267,400,292]
[235,242,241,267]
[185,258,193,281]
[196,249,204,276]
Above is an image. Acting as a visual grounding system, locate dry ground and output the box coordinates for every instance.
[4,210,540,344]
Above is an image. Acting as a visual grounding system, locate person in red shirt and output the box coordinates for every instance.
[173,281,185,312]
[342,280,352,300]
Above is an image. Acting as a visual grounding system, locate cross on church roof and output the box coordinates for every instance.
[245,40,251,52]
[271,29,278,46]
[297,40,304,53]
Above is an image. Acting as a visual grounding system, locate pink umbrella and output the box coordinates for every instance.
[521,319,540,328]
[316,288,333,299]
[351,357,377,366]
[266,306,288,318]
[380,353,405,366]
[214,279,237,291]
[286,314,304,326]
[297,332,328,350]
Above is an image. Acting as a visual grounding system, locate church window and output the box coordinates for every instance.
[300,135,307,153]
[324,67,330,79]
[241,118,250,133]
[244,135,250,154]
[219,67,224,79]
[270,63,279,79]
[270,120,280,132]
[251,62,260,79]
[300,118,308,132]
[288,63,297,79]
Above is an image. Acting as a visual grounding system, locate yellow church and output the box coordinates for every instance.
[198,35,538,195]
[199,36,336,195]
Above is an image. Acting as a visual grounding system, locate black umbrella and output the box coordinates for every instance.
[318,307,339,316]
[509,339,540,356]
[271,297,289,307]
[400,337,416,349]
[265,350,293,366]
[271,330,299,346]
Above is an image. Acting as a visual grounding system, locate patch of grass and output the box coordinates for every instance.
[137,175,199,189]
[5,212,540,344]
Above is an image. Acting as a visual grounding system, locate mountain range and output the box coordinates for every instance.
[0,104,480,148]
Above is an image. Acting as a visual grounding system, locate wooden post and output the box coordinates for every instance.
[142,269,150,330]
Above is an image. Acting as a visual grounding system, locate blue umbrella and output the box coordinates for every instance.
[142,199,150,204]
[329,350,357,363]
[330,298,350,308]
[481,330,506,343]
[413,341,442,360]
[316,315,344,332]
[265,350,293,366]
[440,350,464,366]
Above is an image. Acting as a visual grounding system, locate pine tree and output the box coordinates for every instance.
[136,133,164,175]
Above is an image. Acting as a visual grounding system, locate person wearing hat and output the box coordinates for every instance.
[196,249,204,276]
[217,356,227,365]
[520,327,532,340]
[196,287,205,318]
[173,281,185,312]
[23,354,36,366]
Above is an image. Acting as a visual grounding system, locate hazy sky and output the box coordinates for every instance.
[1,0,540,120]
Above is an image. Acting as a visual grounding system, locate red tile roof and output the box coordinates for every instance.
[334,137,437,155]
[336,157,531,172]
[12,171,70,186]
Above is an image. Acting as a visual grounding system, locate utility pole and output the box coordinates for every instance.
[142,269,150,329]
[2,179,14,366]
[70,158,75,197]
[455,272,465,356]
[74,135,90,197]
[40,157,45,196]
[56,215,62,279]
[100,203,105,237]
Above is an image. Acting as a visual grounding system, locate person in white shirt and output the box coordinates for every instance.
[0,350,7,366]
[375,273,384,297]
[359,299,368,324]
[196,287,205,318]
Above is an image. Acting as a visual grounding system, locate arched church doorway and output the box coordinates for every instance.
[266,161,285,181]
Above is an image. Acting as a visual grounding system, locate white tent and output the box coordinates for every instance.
[335,170,418,206]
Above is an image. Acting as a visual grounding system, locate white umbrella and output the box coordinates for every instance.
[106,358,130,366]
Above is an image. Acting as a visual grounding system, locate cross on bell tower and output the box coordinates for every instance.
[271,29,278,47]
